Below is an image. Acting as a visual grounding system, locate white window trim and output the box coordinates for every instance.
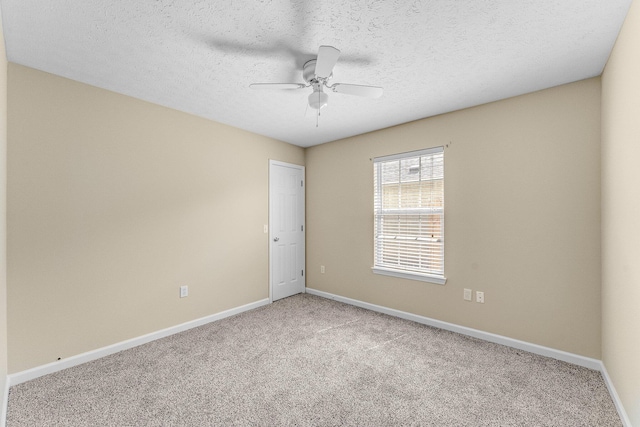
[373,146,446,285]
[372,266,447,285]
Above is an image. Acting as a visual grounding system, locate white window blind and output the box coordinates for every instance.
[373,147,445,283]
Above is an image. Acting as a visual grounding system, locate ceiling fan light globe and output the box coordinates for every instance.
[308,91,328,110]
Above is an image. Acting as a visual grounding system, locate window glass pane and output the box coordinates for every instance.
[381,161,399,184]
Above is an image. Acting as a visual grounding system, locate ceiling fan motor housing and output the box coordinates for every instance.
[303,59,331,83]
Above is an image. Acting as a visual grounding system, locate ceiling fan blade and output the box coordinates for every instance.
[331,83,383,98]
[315,45,340,78]
[249,83,306,90]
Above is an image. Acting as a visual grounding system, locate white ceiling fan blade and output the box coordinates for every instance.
[249,83,306,90]
[315,45,340,78]
[331,83,383,98]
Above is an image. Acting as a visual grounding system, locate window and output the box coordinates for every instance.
[373,147,445,284]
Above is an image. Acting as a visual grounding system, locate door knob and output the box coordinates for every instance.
[273,237,279,242]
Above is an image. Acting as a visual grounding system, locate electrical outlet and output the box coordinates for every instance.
[180,285,188,298]
[320,265,325,274]
[476,291,484,303]
[463,288,472,301]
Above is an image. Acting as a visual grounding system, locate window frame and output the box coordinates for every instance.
[371,147,446,285]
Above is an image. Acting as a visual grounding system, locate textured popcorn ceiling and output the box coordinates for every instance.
[0,0,632,147]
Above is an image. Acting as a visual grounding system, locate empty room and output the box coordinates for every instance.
[0,0,638,425]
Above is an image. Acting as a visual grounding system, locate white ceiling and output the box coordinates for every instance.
[0,0,632,147]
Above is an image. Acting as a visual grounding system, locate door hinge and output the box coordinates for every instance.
[301,225,304,231]
[301,270,304,276]
[301,180,304,187]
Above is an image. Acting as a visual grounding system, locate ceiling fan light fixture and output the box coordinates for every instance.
[308,91,328,110]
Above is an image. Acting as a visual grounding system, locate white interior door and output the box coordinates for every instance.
[269,160,305,302]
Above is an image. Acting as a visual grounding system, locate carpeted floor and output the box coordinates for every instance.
[7,293,621,426]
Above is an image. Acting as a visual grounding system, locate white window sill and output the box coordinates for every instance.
[372,267,447,285]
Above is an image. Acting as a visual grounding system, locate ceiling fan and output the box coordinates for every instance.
[249,45,383,111]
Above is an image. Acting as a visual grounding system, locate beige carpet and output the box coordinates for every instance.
[7,293,621,426]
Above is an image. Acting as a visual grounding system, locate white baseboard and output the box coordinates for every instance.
[600,362,632,427]
[8,298,270,387]
[305,288,601,370]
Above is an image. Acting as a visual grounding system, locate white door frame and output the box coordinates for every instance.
[269,160,305,303]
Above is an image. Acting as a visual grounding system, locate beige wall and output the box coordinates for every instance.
[602,0,640,424]
[7,64,304,373]
[0,7,9,416]
[306,78,602,358]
